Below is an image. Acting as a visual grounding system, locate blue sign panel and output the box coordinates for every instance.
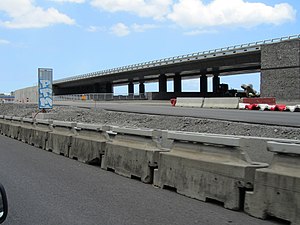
[38,68,53,109]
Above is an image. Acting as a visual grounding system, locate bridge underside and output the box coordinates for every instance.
[54,52,261,99]
[53,39,300,101]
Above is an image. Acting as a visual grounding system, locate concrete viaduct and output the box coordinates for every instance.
[53,34,300,101]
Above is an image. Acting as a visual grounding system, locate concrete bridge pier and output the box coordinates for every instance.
[213,72,220,94]
[200,70,208,94]
[106,82,113,93]
[174,73,182,93]
[128,81,134,95]
[139,82,145,95]
[159,74,167,93]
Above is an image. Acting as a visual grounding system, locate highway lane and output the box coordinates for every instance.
[56,101,300,127]
[0,135,284,225]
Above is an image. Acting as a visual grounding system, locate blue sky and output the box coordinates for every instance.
[0,0,299,95]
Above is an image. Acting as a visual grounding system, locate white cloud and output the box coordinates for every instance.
[183,29,218,36]
[110,23,130,37]
[0,39,10,45]
[49,0,85,3]
[108,23,159,36]
[131,23,158,32]
[90,0,173,20]
[86,25,106,32]
[0,0,75,29]
[168,0,296,28]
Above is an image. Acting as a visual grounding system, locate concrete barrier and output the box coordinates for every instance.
[18,118,35,143]
[1,116,12,136]
[203,97,240,109]
[9,117,22,139]
[31,119,53,149]
[0,115,3,133]
[245,141,300,225]
[46,121,76,156]
[69,123,110,165]
[101,126,168,183]
[153,131,267,210]
[176,98,204,108]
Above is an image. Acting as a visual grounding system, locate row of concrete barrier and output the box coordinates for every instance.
[173,97,240,109]
[0,115,300,224]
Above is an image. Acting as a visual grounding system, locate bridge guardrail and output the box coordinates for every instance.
[54,93,147,101]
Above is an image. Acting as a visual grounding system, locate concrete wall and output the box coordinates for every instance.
[14,86,38,103]
[261,39,300,101]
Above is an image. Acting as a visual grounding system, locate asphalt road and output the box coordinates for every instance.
[56,101,300,128]
[0,135,284,225]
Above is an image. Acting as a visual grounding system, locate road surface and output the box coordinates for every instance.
[0,135,285,225]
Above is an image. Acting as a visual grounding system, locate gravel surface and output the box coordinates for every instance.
[1,103,300,140]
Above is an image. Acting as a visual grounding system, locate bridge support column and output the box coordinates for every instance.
[200,70,208,94]
[159,74,167,93]
[106,82,113,93]
[128,81,134,94]
[213,73,220,94]
[261,39,300,101]
[139,82,145,94]
[174,73,182,93]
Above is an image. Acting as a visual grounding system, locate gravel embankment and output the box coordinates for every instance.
[1,103,300,140]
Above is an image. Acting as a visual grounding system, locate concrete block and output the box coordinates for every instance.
[69,123,109,164]
[18,118,35,143]
[101,127,168,183]
[245,141,300,225]
[154,132,267,210]
[0,115,4,133]
[46,121,76,156]
[31,119,53,149]
[9,117,22,139]
[0,116,12,136]
[176,98,204,108]
[203,97,239,109]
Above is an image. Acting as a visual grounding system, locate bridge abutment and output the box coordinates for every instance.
[261,39,300,101]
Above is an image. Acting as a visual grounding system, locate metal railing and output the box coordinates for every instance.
[54,93,147,102]
[54,34,300,85]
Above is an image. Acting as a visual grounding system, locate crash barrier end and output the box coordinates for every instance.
[245,141,300,225]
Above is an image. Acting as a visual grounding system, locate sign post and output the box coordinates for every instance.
[38,68,53,110]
